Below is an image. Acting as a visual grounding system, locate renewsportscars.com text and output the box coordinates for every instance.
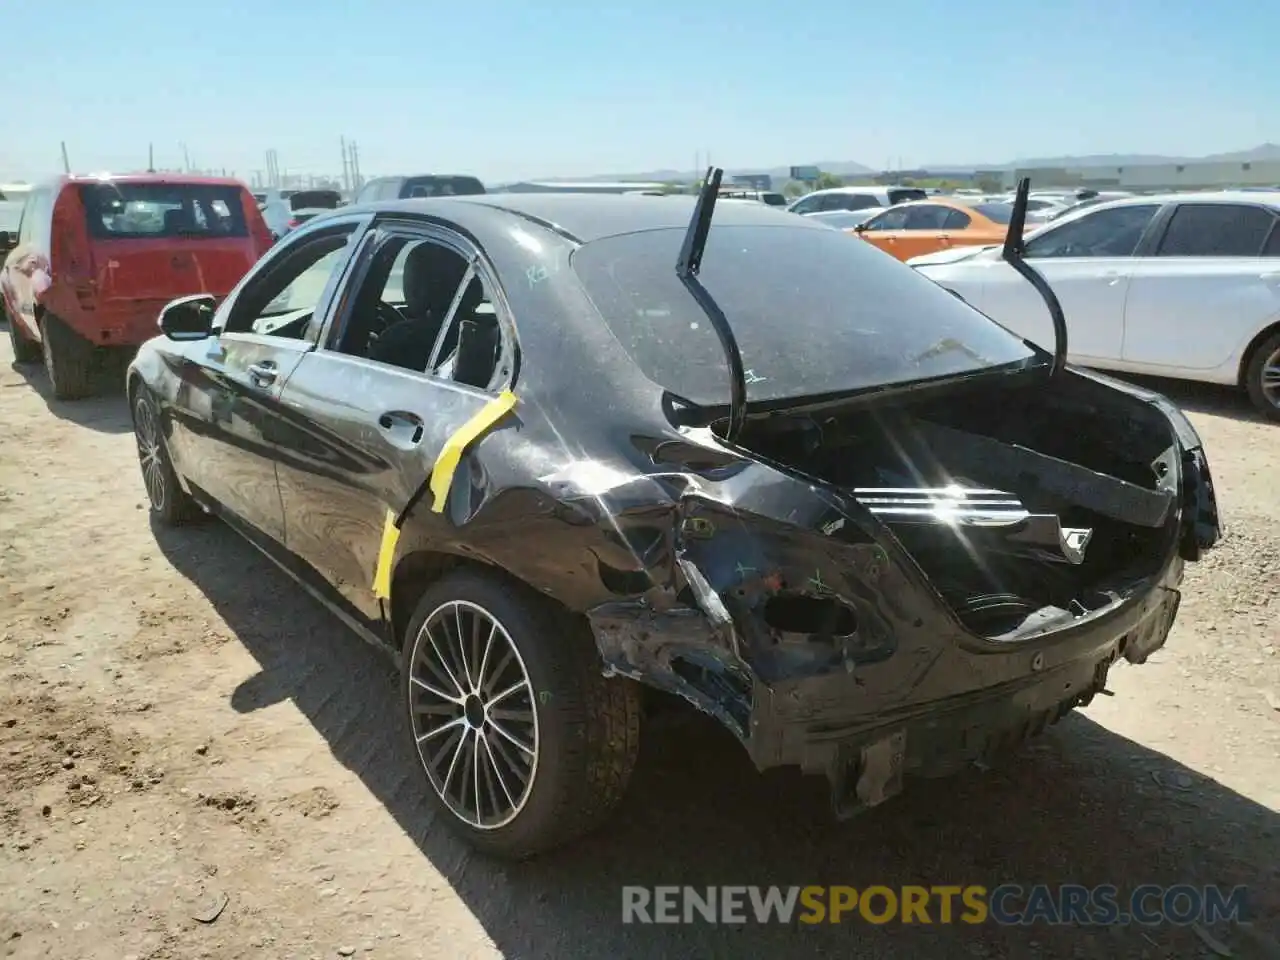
[621,884,1250,926]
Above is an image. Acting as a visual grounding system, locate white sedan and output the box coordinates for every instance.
[908,191,1280,420]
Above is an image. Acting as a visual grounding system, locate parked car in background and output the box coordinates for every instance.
[851,198,1033,261]
[353,174,486,203]
[253,188,344,239]
[282,189,343,231]
[909,191,1280,419]
[807,207,886,231]
[0,174,273,399]
[718,187,788,207]
[786,185,928,215]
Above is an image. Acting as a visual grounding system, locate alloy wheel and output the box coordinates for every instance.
[408,600,539,830]
[134,398,168,513]
[1261,345,1280,410]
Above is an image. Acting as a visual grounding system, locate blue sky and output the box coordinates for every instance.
[5,0,1275,183]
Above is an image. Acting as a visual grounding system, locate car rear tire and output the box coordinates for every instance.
[40,314,95,400]
[3,304,42,364]
[132,388,202,525]
[1244,331,1280,422]
[401,569,641,860]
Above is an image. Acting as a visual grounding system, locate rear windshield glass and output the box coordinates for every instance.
[288,190,341,211]
[888,188,928,204]
[401,176,486,198]
[573,224,1037,407]
[80,183,248,239]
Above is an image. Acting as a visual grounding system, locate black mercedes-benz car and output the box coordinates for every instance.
[126,174,1220,860]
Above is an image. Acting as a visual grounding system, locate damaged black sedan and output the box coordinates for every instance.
[127,173,1221,860]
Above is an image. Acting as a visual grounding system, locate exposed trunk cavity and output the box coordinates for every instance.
[721,373,1180,639]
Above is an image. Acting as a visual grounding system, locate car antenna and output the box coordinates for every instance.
[676,166,748,442]
[1001,177,1068,377]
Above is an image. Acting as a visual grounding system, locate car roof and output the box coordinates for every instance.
[51,173,247,189]
[1054,190,1280,222]
[348,192,820,243]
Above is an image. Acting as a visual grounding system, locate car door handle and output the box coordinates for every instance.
[247,361,277,386]
[378,411,424,445]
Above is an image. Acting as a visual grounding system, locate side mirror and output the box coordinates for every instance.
[854,223,869,233]
[158,294,216,342]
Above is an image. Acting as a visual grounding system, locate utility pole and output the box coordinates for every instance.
[341,137,351,192]
[147,143,155,173]
[349,141,361,189]
[60,142,71,174]
[180,142,191,172]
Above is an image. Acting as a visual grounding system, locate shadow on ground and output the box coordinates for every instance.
[151,518,1280,959]
[1,320,132,434]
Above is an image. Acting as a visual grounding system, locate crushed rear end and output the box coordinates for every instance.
[580,173,1220,816]
[588,370,1219,815]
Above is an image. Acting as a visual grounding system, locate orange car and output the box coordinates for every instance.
[851,198,1027,261]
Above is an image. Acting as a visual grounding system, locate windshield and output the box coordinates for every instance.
[79,183,248,239]
[574,224,1039,407]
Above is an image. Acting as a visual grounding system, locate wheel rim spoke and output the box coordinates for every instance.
[407,599,539,829]
[1262,350,1280,405]
[134,401,167,511]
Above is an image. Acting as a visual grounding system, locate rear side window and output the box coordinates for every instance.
[80,183,248,239]
[400,176,486,198]
[1156,203,1276,257]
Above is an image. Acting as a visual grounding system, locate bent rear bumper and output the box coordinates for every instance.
[763,572,1182,815]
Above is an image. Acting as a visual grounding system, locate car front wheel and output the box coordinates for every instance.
[132,388,202,525]
[401,569,641,860]
[1244,331,1280,422]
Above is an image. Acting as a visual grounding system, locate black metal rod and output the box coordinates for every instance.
[1002,177,1069,377]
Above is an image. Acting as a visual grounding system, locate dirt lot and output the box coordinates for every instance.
[0,332,1277,960]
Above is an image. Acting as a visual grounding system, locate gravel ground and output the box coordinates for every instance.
[0,330,1277,960]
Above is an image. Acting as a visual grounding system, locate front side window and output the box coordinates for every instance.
[225,225,359,337]
[1024,204,1160,259]
[79,182,248,239]
[1156,203,1276,257]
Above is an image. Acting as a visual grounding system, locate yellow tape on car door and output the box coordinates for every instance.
[371,389,518,600]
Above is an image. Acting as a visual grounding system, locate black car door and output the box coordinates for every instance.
[171,218,369,545]
[272,219,513,625]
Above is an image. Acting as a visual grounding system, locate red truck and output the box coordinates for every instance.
[0,174,273,399]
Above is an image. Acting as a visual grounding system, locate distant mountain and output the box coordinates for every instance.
[523,159,874,185]
[521,145,1279,185]
[1007,143,1280,169]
